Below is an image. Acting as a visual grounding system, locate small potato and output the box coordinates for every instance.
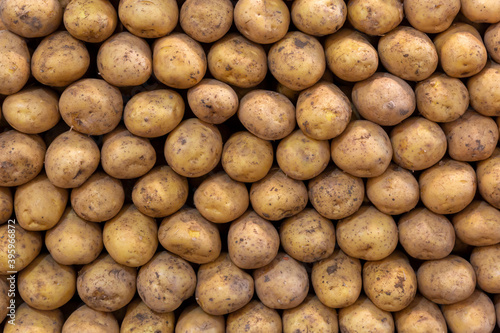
[187,79,238,124]
[477,148,500,208]
[45,208,103,266]
[59,78,123,135]
[0,224,42,274]
[404,0,460,33]
[0,130,45,187]
[119,0,178,39]
[3,303,64,333]
[339,295,395,333]
[64,0,117,43]
[77,254,136,312]
[254,252,309,310]
[137,251,196,313]
[62,305,119,333]
[121,299,174,333]
[250,168,308,221]
[378,26,438,81]
[336,205,398,261]
[415,72,469,123]
[2,87,60,134]
[164,118,222,178]
[234,0,289,44]
[158,208,221,264]
[0,187,13,224]
[268,31,325,91]
[398,208,455,260]
[347,0,403,35]
[176,305,225,333]
[180,0,233,43]
[132,166,188,218]
[442,290,496,333]
[453,200,500,246]
[331,120,393,178]
[470,244,500,294]
[226,300,282,333]
[124,89,184,138]
[19,253,76,310]
[468,60,500,116]
[391,117,447,171]
[419,159,477,214]
[292,0,346,36]
[311,249,362,309]
[14,173,68,231]
[394,294,447,333]
[352,72,415,126]
[0,30,30,95]
[417,255,476,304]
[44,129,100,188]
[484,22,500,64]
[460,0,500,23]
[282,295,338,333]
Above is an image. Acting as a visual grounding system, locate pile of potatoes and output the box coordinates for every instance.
[1,0,500,332]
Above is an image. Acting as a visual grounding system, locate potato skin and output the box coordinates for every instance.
[176,305,225,333]
[0,187,12,224]
[187,79,238,124]
[121,299,175,333]
[339,295,395,333]
[62,305,119,333]
[180,0,233,43]
[394,294,447,333]
[3,303,64,333]
[468,60,500,117]
[477,148,500,209]
[347,0,403,36]
[64,0,117,43]
[404,0,460,33]
[292,0,346,36]
[485,22,500,64]
[119,0,178,39]
[0,30,30,95]
[0,277,9,324]
[282,295,338,333]
[453,200,500,246]
[226,300,282,333]
[460,0,500,23]
[0,224,42,274]
[470,244,500,294]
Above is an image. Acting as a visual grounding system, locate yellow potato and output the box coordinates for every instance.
[453,200,500,246]
[477,148,500,208]
[187,79,238,124]
[64,0,117,43]
[3,303,64,333]
[347,0,403,35]
[1,277,11,324]
[394,294,447,333]
[292,0,346,36]
[176,305,225,333]
[226,300,282,333]
[62,305,119,333]
[119,0,178,39]
[460,0,500,23]
[0,30,30,95]
[404,0,460,33]
[470,244,500,294]
[339,295,395,333]
[468,60,500,117]
[484,22,500,64]
[0,224,42,274]
[282,295,338,333]
[180,0,233,43]
[121,299,175,333]
[0,187,12,224]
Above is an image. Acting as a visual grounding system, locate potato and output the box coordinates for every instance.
[180,0,233,43]
[18,253,75,310]
[496,295,500,329]
[347,0,403,35]
[97,32,152,87]
[378,26,438,81]
[268,31,325,91]
[404,0,460,33]
[398,208,455,260]
[158,208,221,264]
[62,305,119,333]
[352,72,415,126]
[234,0,289,44]
[59,78,123,135]
[292,0,346,36]
[132,166,188,218]
[137,251,196,313]
[417,255,476,304]
[77,254,136,312]
[164,118,222,178]
[103,204,158,267]
[250,168,308,221]
[477,148,500,208]
[226,300,282,333]
[415,72,469,123]
[64,0,117,43]
[282,295,338,333]
[14,173,68,231]
[119,0,178,39]
[101,127,156,179]
[470,244,500,294]
[485,22,500,64]
[337,206,398,261]
[3,303,64,333]
[0,187,12,224]
[453,200,500,246]
[441,290,496,333]
[366,163,419,215]
[44,129,100,188]
[2,87,60,134]
[324,28,378,82]
[311,249,362,308]
[176,305,225,333]
[121,299,175,333]
[308,167,364,220]
[460,0,500,23]
[0,224,42,274]
[331,120,392,178]
[254,252,309,309]
[394,294,447,333]
[222,131,274,183]
[187,79,238,125]
[0,30,30,95]
[391,117,447,171]
[1,277,10,323]
[419,159,477,214]
[0,130,45,187]
[45,208,103,265]
[0,0,62,38]
[338,295,395,333]
[468,60,500,117]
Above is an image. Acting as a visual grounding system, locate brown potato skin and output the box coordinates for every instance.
[453,200,500,246]
[180,0,233,43]
[347,0,403,36]
[404,0,460,33]
[64,0,117,43]
[1,278,10,323]
[470,244,500,294]
[187,79,238,124]
[292,0,346,36]
[3,303,64,333]
[485,22,500,64]
[62,305,119,333]
[119,0,178,39]
[477,148,500,209]
[0,187,12,224]
[176,305,225,333]
[121,299,174,333]
[468,60,500,117]
[282,295,339,333]
[460,0,500,23]
[394,294,447,333]
[0,30,30,95]
[339,295,395,333]
[495,295,500,329]
[0,224,42,274]
[226,300,282,333]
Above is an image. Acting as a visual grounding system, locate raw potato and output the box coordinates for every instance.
[103,204,158,267]
[468,60,500,116]
[311,249,362,309]
[137,251,196,313]
[292,0,346,36]
[226,300,282,333]
[119,0,178,39]
[45,208,103,265]
[0,130,45,187]
[3,303,64,333]
[187,79,238,124]
[77,254,137,312]
[176,305,225,333]
[347,0,403,35]
[398,208,455,260]
[404,0,460,33]
[121,299,175,333]
[485,22,500,64]
[460,0,500,23]
[394,295,447,333]
[62,305,119,333]
[417,255,476,304]
[352,72,415,126]
[0,224,42,274]
[64,0,117,43]
[453,200,500,246]
[496,295,500,329]
[234,0,290,44]
[180,0,233,43]
[339,295,395,333]
[477,148,500,208]
[1,277,10,324]
[0,187,12,224]
[0,30,30,95]
[268,31,325,91]
[18,253,76,310]
[14,173,68,231]
[470,244,500,293]
[158,208,221,264]
[282,295,338,333]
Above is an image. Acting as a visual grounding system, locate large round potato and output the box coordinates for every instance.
[175,305,224,333]
[64,0,117,43]
[394,295,447,333]
[282,295,338,333]
[121,299,175,333]
[180,0,232,43]
[187,79,238,124]
[485,22,500,64]
[0,30,30,95]
[3,303,64,333]
[119,0,178,39]
[460,0,500,23]
[477,148,500,209]
[339,295,395,333]
[62,305,119,333]
[292,0,346,36]
[347,0,403,35]
[470,244,500,294]
[453,200,500,246]
[468,60,500,117]
[226,300,282,333]
[404,0,460,33]
[0,224,42,274]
